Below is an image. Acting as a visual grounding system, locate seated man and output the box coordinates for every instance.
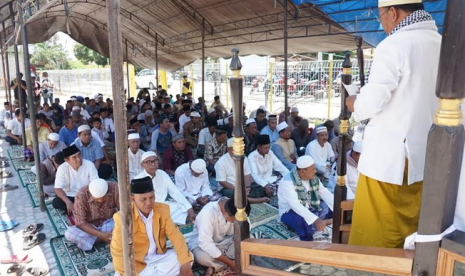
[305,126,335,177]
[278,156,333,241]
[175,159,221,210]
[0,101,10,128]
[129,117,149,150]
[111,176,194,276]
[73,125,112,179]
[150,115,176,159]
[197,119,217,158]
[40,151,65,197]
[190,199,251,276]
[53,145,99,213]
[91,117,109,141]
[183,111,202,148]
[6,109,31,145]
[65,179,119,251]
[39,133,66,162]
[248,135,289,197]
[244,118,258,157]
[179,105,191,131]
[215,138,269,203]
[271,122,297,170]
[204,126,228,175]
[135,151,196,225]
[163,134,194,177]
[259,114,278,143]
[128,133,145,181]
[59,116,77,146]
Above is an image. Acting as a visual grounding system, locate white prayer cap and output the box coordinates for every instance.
[70,97,77,101]
[191,159,206,174]
[48,133,59,141]
[379,0,422,7]
[353,141,363,153]
[297,156,315,169]
[277,122,288,133]
[144,110,153,117]
[128,133,140,140]
[141,151,157,163]
[190,111,201,118]
[208,107,215,113]
[89,178,108,198]
[245,118,256,126]
[72,106,80,111]
[315,126,328,134]
[259,105,266,110]
[291,107,299,113]
[77,125,91,133]
[217,119,224,126]
[227,138,234,148]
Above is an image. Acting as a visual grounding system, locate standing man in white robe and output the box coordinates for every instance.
[128,133,145,180]
[305,126,335,177]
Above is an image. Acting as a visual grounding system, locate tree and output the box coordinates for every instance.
[74,43,108,67]
[31,35,71,70]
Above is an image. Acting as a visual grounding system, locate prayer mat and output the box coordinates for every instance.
[10,158,34,171]
[287,263,396,276]
[26,184,52,208]
[251,219,299,240]
[192,262,234,276]
[46,204,73,236]
[7,146,24,160]
[249,203,279,228]
[18,170,37,187]
[51,235,114,276]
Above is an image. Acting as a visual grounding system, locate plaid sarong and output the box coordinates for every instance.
[64,218,114,251]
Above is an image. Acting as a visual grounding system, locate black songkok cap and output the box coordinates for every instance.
[129,117,138,125]
[215,125,227,134]
[100,108,109,113]
[257,134,270,145]
[63,145,80,158]
[4,102,9,105]
[131,176,154,194]
[268,115,277,119]
[225,199,251,217]
[214,95,220,100]
[183,105,191,111]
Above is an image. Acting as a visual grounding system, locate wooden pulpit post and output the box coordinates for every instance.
[332,52,352,244]
[230,48,249,276]
[355,36,365,87]
[413,0,465,274]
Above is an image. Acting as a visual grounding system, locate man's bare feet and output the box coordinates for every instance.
[248,197,270,204]
[205,266,215,276]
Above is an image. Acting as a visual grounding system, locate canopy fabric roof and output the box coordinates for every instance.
[0,0,446,71]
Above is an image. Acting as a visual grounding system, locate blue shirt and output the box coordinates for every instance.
[59,126,78,146]
[260,126,279,144]
[73,138,104,162]
[150,128,176,152]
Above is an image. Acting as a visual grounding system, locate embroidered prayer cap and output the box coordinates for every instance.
[291,107,299,113]
[277,122,289,133]
[379,0,422,7]
[89,179,108,198]
[353,141,363,153]
[227,138,234,148]
[315,126,328,134]
[215,125,227,135]
[225,198,251,217]
[63,145,80,158]
[131,176,154,194]
[48,133,60,142]
[140,151,157,163]
[72,106,80,111]
[245,118,256,126]
[257,134,271,145]
[144,110,153,117]
[128,133,140,140]
[77,125,91,133]
[297,156,315,169]
[208,107,215,113]
[191,159,207,174]
[172,134,184,142]
[190,111,201,118]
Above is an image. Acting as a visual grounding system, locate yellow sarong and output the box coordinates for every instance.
[348,165,422,248]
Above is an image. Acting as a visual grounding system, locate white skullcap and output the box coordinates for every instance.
[89,178,108,198]
[77,125,91,133]
[277,122,288,133]
[72,106,80,111]
[208,107,215,113]
[70,97,77,101]
[190,111,201,118]
[297,156,315,169]
[316,126,328,134]
[141,151,157,163]
[191,159,206,174]
[217,119,224,126]
[378,0,421,8]
[144,110,153,117]
[245,118,256,126]
[353,141,363,153]
[48,133,59,141]
[128,133,140,140]
[259,105,266,110]
[227,138,234,148]
[291,107,299,113]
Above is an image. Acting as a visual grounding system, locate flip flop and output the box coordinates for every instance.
[0,162,10,168]
[0,156,8,161]
[6,264,24,276]
[0,171,13,178]
[0,184,18,193]
[22,224,44,238]
[21,267,49,276]
[23,233,46,250]
[0,255,33,264]
[0,221,19,232]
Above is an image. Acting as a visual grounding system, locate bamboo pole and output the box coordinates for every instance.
[105,0,135,275]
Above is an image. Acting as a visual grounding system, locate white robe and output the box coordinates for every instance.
[128,148,145,181]
[175,163,213,201]
[247,150,289,187]
[305,140,334,174]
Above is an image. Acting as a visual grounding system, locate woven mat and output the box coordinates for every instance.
[249,203,279,228]
[7,146,24,160]
[18,170,37,187]
[46,204,74,236]
[26,184,53,208]
[10,158,34,171]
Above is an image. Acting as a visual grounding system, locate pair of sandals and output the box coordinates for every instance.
[22,224,46,251]
[0,161,10,168]
[6,264,48,276]
[0,171,13,178]
[0,184,18,193]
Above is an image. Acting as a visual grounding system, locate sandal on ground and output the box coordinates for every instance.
[22,224,44,238]
[21,267,49,276]
[1,255,32,264]
[0,220,19,232]
[5,264,24,276]
[0,162,10,168]
[0,184,18,193]
[0,156,8,161]
[23,233,46,250]
[0,171,13,178]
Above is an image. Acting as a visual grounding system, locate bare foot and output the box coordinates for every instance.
[248,197,270,204]
[205,266,215,276]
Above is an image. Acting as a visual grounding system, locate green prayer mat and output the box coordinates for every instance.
[26,184,53,208]
[249,203,279,228]
[46,204,74,236]
[18,170,37,187]
[7,146,24,160]
[11,158,34,171]
[251,219,299,240]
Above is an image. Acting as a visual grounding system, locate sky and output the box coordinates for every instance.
[56,31,77,60]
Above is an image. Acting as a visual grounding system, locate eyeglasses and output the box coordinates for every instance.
[143,159,158,166]
[376,8,389,22]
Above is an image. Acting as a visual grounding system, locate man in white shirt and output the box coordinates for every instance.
[305,126,335,177]
[100,108,115,139]
[190,199,251,276]
[135,151,196,225]
[197,119,217,158]
[6,109,31,145]
[248,135,289,198]
[345,141,362,195]
[179,106,191,131]
[175,159,221,210]
[0,101,10,128]
[278,156,333,241]
[52,145,99,214]
[39,133,66,162]
[128,133,145,180]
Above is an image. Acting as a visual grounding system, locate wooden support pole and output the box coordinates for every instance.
[283,0,289,118]
[230,48,249,276]
[125,40,130,99]
[18,0,45,211]
[2,22,12,110]
[332,52,351,244]
[105,0,136,275]
[201,19,205,123]
[0,29,9,98]
[155,35,158,91]
[413,0,465,274]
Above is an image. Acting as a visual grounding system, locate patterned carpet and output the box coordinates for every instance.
[10,158,34,171]
[46,204,74,236]
[7,145,24,160]
[249,203,279,228]
[18,169,37,187]
[26,183,53,208]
